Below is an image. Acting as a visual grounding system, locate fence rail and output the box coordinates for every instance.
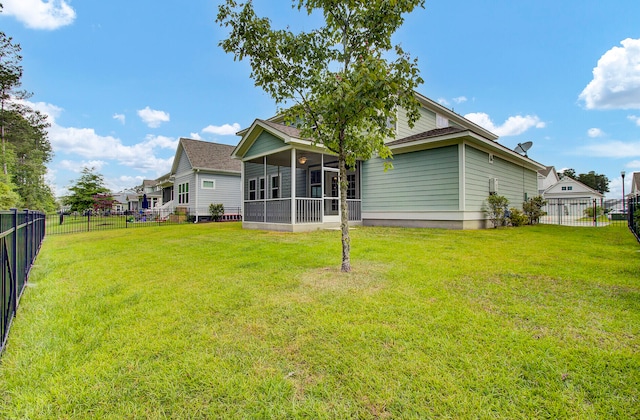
[46,207,243,236]
[1,209,46,356]
[539,198,631,227]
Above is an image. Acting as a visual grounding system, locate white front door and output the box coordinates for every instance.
[323,168,340,223]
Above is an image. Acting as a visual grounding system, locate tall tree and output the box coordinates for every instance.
[65,167,110,213]
[217,0,424,272]
[560,168,576,180]
[4,105,55,211]
[577,171,609,194]
[0,6,56,211]
[560,168,609,194]
[0,30,27,176]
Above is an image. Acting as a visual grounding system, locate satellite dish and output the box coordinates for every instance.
[514,141,533,157]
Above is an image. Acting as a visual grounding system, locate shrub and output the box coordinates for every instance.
[584,205,604,218]
[209,203,225,222]
[523,195,547,224]
[509,208,528,226]
[485,195,509,228]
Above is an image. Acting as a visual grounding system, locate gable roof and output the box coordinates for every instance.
[232,119,314,159]
[413,92,499,141]
[172,138,241,174]
[387,126,545,171]
[386,127,466,146]
[538,166,556,178]
[543,177,604,198]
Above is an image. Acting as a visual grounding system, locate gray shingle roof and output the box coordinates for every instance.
[386,126,467,146]
[180,138,241,173]
[538,166,555,177]
[258,119,303,138]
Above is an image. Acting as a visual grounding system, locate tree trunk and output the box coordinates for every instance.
[339,148,351,272]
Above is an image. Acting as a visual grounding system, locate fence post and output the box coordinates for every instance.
[87,211,90,232]
[11,208,17,317]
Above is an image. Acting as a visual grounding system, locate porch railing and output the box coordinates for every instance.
[347,199,361,222]
[244,198,361,224]
[266,200,292,223]
[296,198,323,224]
[244,201,265,222]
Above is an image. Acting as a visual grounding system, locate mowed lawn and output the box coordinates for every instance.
[0,223,638,419]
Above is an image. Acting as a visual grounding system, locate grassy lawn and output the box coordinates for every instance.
[0,223,638,418]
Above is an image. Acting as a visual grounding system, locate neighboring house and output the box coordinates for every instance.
[231,92,545,231]
[111,191,140,213]
[166,138,242,221]
[537,166,559,195]
[541,177,604,219]
[140,179,162,209]
[631,172,640,197]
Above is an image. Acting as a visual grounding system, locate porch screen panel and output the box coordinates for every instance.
[244,162,264,201]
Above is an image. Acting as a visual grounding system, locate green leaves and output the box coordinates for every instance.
[217,0,425,270]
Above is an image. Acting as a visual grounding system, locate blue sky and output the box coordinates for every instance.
[2,0,639,199]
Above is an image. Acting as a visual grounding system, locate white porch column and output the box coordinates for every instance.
[240,161,245,217]
[263,156,267,223]
[291,149,296,225]
[458,143,466,211]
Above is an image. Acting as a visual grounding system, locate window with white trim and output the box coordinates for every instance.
[259,177,265,200]
[248,179,257,200]
[270,175,280,199]
[202,179,216,189]
[347,173,357,199]
[178,182,189,204]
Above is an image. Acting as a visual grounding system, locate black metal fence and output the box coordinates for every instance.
[628,196,639,242]
[47,207,243,236]
[539,198,631,227]
[1,209,46,355]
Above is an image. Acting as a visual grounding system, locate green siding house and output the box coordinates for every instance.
[232,92,544,231]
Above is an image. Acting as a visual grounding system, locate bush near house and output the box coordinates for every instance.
[485,194,509,228]
[584,205,604,218]
[523,196,547,224]
[508,208,528,226]
[209,203,225,222]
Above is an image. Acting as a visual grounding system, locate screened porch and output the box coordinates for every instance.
[242,149,361,229]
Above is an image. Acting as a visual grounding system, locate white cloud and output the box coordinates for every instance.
[137,106,170,128]
[202,123,241,136]
[437,98,450,107]
[629,115,640,126]
[453,96,468,104]
[2,0,76,30]
[627,160,640,168]
[142,135,179,150]
[581,140,640,158]
[464,112,545,137]
[113,113,126,124]
[587,128,605,138]
[579,38,640,110]
[59,159,108,172]
[190,132,203,140]
[23,99,176,175]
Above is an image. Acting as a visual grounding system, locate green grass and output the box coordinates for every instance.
[1,223,638,418]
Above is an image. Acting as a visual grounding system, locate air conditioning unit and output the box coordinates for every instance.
[489,178,499,194]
